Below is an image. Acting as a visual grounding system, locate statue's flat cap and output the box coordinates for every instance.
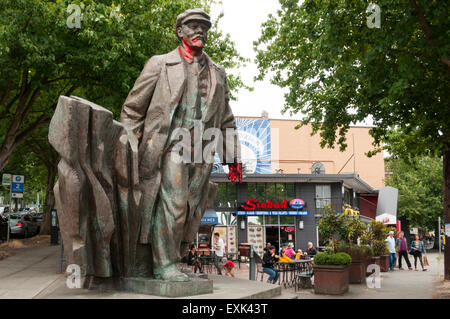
[176,8,211,29]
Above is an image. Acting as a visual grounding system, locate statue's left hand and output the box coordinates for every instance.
[227,163,243,183]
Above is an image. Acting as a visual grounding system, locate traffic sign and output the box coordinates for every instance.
[2,173,11,186]
[12,192,23,198]
[11,182,24,193]
[12,175,24,183]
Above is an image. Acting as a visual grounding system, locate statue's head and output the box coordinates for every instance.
[176,8,211,50]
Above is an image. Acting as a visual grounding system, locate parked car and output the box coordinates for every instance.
[0,206,10,216]
[8,213,40,238]
[31,212,43,229]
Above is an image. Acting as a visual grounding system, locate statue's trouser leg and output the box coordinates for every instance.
[180,163,212,255]
[152,153,189,275]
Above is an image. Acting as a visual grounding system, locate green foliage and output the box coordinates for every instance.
[318,205,368,251]
[386,156,443,231]
[254,0,450,158]
[363,220,391,256]
[372,240,389,256]
[336,243,373,260]
[314,251,352,266]
[0,134,47,205]
[317,205,348,250]
[0,0,248,171]
[344,214,367,245]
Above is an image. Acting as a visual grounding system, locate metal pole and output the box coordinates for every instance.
[249,245,256,281]
[6,183,11,242]
[439,216,442,258]
[60,240,64,274]
[352,134,356,173]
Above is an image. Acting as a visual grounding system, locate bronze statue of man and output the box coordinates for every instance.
[120,8,242,281]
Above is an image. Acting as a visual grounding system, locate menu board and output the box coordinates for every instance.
[247,226,265,258]
[227,226,237,254]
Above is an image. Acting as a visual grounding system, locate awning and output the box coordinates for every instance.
[201,209,218,225]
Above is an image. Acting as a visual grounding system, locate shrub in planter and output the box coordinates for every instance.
[337,244,373,284]
[313,252,351,295]
[363,220,390,273]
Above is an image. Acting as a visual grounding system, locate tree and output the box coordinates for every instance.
[255,0,450,279]
[0,133,48,211]
[386,156,443,234]
[27,127,59,235]
[0,0,248,171]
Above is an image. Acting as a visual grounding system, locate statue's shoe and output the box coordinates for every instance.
[155,267,190,282]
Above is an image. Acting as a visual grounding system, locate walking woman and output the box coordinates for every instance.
[411,235,427,271]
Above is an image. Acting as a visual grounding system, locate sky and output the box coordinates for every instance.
[209,1,374,126]
[210,0,291,120]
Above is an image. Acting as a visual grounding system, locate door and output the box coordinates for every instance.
[265,226,280,253]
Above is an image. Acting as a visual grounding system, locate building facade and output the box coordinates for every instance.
[199,115,384,257]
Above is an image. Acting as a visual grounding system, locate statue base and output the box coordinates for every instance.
[84,274,213,297]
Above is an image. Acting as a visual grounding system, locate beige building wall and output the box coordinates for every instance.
[237,117,385,189]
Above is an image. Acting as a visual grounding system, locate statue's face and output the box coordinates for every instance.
[177,20,209,49]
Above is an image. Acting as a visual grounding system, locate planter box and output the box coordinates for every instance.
[313,264,349,295]
[349,260,366,284]
[366,256,380,276]
[379,255,390,272]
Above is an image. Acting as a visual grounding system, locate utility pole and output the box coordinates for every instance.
[352,134,356,173]
[439,216,442,258]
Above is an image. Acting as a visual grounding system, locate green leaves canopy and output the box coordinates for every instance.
[386,156,443,231]
[254,0,450,155]
[0,0,248,171]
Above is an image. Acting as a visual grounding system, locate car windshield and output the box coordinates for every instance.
[9,214,22,219]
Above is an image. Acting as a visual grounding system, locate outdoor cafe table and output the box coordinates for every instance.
[274,259,313,288]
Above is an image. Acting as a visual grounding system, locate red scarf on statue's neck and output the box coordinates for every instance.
[178,40,200,64]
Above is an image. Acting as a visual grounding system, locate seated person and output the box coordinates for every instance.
[306,242,318,257]
[295,249,302,260]
[222,257,235,277]
[284,244,295,259]
[187,244,203,274]
[262,246,280,284]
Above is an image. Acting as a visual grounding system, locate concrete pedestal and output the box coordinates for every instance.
[84,275,213,297]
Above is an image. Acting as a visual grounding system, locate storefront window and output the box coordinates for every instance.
[344,187,352,205]
[257,183,266,199]
[286,183,295,199]
[217,212,236,226]
[247,183,296,202]
[315,184,331,208]
[279,216,295,225]
[265,216,279,225]
[214,183,237,210]
[248,216,264,226]
[247,183,257,199]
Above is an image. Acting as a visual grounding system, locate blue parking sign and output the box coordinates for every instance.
[11,182,24,193]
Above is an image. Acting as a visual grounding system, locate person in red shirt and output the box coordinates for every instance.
[222,257,235,277]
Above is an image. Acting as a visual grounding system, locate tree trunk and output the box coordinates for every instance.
[444,150,450,280]
[39,164,57,235]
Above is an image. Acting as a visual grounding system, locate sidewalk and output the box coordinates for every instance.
[295,252,445,299]
[0,245,446,299]
[214,253,447,299]
[0,244,61,298]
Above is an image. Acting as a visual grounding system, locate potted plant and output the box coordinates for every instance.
[313,251,352,295]
[373,240,390,272]
[334,209,370,284]
[337,243,373,283]
[363,220,390,274]
[317,205,348,252]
